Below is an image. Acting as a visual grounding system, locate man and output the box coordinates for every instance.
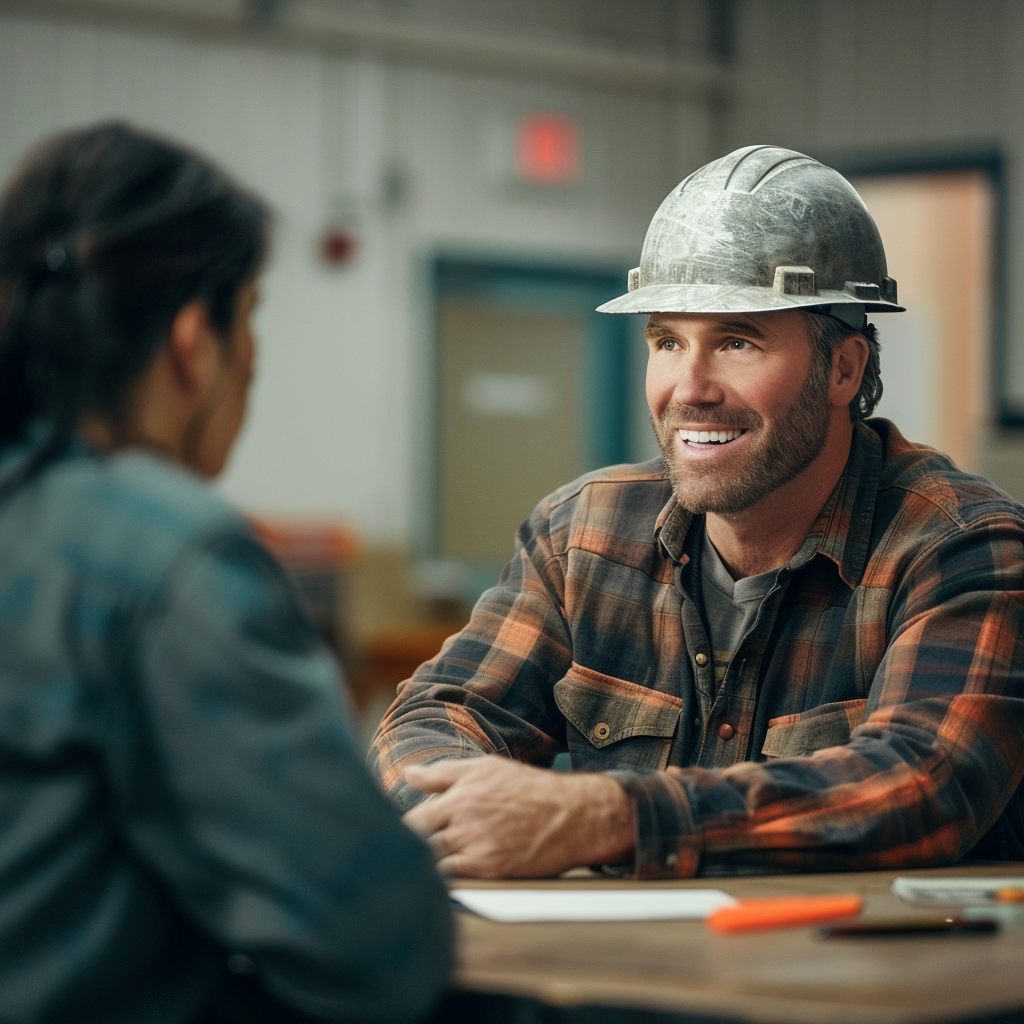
[370,145,1024,879]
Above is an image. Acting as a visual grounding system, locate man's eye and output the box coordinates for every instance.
[659,338,680,351]
[726,338,751,350]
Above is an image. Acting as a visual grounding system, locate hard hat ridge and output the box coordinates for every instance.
[599,145,904,322]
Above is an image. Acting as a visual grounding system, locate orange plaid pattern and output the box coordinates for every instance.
[370,420,1024,877]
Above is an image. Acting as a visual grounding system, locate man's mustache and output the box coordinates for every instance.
[656,404,764,432]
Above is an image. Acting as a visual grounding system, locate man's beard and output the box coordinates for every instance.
[654,363,832,515]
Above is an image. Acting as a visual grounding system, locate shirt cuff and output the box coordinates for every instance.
[609,770,703,878]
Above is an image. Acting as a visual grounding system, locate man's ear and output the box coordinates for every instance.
[166,300,221,397]
[830,332,869,409]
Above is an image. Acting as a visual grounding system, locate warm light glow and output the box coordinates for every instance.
[515,113,581,186]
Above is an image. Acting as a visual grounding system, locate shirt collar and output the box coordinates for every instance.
[654,420,883,588]
[654,492,692,565]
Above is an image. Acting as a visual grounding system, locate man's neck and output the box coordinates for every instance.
[705,421,855,579]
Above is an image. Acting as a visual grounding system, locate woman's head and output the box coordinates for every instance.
[0,121,269,480]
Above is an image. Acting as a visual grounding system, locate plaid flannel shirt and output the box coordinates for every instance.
[370,419,1024,877]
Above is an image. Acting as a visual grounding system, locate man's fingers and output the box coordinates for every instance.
[436,853,476,878]
[409,820,473,873]
[425,827,457,861]
[402,795,451,837]
[403,757,477,792]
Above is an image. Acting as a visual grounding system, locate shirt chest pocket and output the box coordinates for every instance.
[760,698,868,759]
[553,663,682,772]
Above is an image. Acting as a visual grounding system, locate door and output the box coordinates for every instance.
[850,170,995,472]
[431,259,638,582]
[439,298,583,561]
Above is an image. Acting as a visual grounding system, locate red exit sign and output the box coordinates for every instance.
[514,113,582,186]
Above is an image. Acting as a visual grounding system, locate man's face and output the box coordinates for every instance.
[645,311,832,515]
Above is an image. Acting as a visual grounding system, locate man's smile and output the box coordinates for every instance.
[676,427,748,448]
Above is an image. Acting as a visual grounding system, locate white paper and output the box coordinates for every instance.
[450,887,736,923]
[892,876,1024,904]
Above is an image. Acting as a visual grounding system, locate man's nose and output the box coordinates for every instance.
[672,351,725,406]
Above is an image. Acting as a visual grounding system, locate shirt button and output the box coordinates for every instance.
[695,653,708,667]
[665,852,679,869]
[717,723,735,741]
[593,722,611,740]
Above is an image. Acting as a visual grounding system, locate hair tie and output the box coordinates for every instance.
[44,239,72,273]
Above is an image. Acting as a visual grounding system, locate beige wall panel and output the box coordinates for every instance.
[855,173,993,471]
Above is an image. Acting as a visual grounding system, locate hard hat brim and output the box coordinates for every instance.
[597,283,905,316]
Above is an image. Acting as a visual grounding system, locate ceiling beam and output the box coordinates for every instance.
[0,0,727,100]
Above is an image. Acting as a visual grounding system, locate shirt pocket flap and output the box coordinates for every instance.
[553,663,682,748]
[762,698,868,758]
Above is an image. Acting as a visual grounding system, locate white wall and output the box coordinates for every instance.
[0,11,713,541]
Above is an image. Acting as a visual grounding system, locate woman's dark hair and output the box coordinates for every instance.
[0,120,269,482]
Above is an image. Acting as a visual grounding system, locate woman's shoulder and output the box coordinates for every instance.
[3,447,248,592]
[98,449,243,533]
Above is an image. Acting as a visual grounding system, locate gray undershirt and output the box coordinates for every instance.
[700,526,779,687]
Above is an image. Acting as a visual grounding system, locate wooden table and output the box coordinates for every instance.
[443,864,1024,1024]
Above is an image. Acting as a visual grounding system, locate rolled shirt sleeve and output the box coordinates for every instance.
[110,529,454,1022]
[370,501,574,811]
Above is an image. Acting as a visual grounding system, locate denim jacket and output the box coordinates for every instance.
[0,437,452,1023]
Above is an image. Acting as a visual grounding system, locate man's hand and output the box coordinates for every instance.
[401,756,635,878]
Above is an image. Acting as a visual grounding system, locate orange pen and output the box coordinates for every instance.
[707,894,864,934]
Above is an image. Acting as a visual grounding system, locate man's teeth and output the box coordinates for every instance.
[678,428,745,444]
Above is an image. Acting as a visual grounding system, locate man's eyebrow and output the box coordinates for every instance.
[643,317,769,340]
[643,319,675,339]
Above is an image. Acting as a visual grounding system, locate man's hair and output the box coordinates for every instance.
[801,311,882,421]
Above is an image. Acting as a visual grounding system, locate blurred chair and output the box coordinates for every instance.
[249,528,470,735]
[354,621,464,710]
[344,548,470,740]
[250,517,359,673]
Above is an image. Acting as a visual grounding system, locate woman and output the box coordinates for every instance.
[0,123,452,1024]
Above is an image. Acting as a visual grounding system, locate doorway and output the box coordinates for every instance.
[845,165,998,472]
[429,259,639,587]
